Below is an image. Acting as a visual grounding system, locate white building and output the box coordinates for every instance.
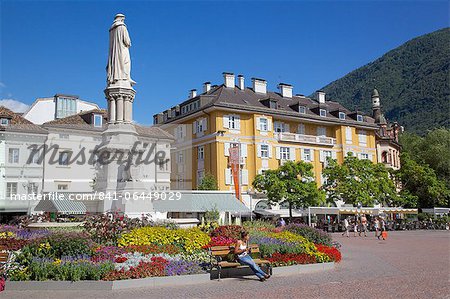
[22,94,99,125]
[0,106,47,222]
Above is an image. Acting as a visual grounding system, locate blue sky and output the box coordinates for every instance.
[1,0,448,125]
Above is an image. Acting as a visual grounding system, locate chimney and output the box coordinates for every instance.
[252,78,267,94]
[203,82,211,93]
[317,90,326,104]
[238,75,245,90]
[189,89,197,98]
[157,113,164,123]
[223,72,235,88]
[278,83,293,98]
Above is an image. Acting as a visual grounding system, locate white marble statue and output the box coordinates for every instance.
[106,14,136,86]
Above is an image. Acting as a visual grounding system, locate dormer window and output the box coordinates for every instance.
[357,115,363,122]
[339,112,346,120]
[269,100,277,109]
[93,114,103,127]
[299,106,306,114]
[0,118,10,126]
[319,109,327,117]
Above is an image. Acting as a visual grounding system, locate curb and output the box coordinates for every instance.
[6,262,335,290]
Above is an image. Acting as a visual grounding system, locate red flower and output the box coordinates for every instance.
[115,256,128,263]
[315,244,342,263]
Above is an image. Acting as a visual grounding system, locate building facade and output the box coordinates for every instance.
[155,73,379,202]
[371,89,402,170]
[0,107,47,221]
[22,94,99,125]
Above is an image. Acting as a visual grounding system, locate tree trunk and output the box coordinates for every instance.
[289,201,293,222]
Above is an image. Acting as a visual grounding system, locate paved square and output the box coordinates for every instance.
[3,230,449,299]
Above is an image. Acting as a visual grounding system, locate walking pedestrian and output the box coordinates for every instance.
[361,214,368,237]
[374,217,380,238]
[379,217,386,240]
[342,217,350,237]
[353,216,359,237]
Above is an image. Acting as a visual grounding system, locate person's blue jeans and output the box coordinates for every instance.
[237,254,267,279]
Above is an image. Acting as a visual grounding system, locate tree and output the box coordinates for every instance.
[252,161,325,220]
[197,173,218,190]
[392,153,449,208]
[322,153,398,207]
[400,128,450,188]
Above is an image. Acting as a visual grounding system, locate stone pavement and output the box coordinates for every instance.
[3,230,449,299]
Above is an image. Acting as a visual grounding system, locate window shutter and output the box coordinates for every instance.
[241,169,249,185]
[332,151,337,160]
[202,118,207,132]
[301,148,305,161]
[368,154,373,161]
[346,127,352,143]
[223,115,229,129]
[225,169,231,185]
[268,145,273,158]
[224,143,230,156]
[319,150,325,162]
[257,144,261,157]
[235,116,241,130]
[357,153,362,159]
[298,124,305,135]
[241,144,247,157]
[317,127,326,137]
[275,147,281,160]
[256,117,260,131]
[267,118,272,131]
[284,123,290,133]
[310,149,315,161]
[290,148,296,161]
[192,121,197,134]
[180,125,185,139]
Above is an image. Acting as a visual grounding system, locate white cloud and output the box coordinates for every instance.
[0,82,6,88]
[0,99,30,113]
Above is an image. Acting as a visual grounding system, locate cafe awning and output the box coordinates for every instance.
[34,199,87,214]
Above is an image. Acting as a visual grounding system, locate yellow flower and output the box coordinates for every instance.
[0,231,15,239]
[53,259,62,265]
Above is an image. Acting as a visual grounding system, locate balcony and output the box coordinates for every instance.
[274,132,336,146]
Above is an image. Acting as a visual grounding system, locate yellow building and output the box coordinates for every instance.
[154,73,378,195]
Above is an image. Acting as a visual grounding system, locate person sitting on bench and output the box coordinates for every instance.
[234,231,270,282]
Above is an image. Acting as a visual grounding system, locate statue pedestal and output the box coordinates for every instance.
[94,84,154,217]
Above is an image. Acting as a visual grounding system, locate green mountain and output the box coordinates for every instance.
[319,28,450,135]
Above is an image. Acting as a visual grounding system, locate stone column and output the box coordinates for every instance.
[109,99,116,124]
[116,96,124,123]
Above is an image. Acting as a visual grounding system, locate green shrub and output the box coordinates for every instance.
[284,224,332,246]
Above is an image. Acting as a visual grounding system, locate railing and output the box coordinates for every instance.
[274,132,336,146]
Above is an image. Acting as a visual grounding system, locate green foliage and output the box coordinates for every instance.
[284,224,333,246]
[318,28,450,135]
[243,220,276,231]
[392,153,449,208]
[197,173,218,190]
[253,161,325,218]
[204,208,220,223]
[21,261,114,281]
[322,154,398,206]
[400,128,450,187]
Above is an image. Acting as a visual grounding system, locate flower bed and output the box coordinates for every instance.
[0,218,341,283]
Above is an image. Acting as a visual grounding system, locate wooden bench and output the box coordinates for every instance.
[209,244,272,281]
[0,246,11,278]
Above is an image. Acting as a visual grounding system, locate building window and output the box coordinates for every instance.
[357,115,363,122]
[269,100,277,109]
[93,114,103,127]
[274,122,288,133]
[197,146,204,160]
[259,118,268,131]
[56,96,77,118]
[58,151,70,166]
[360,153,369,160]
[6,183,17,197]
[57,184,68,190]
[297,123,305,135]
[359,131,367,146]
[228,115,238,129]
[0,118,9,126]
[197,170,205,186]
[158,158,168,171]
[303,149,312,162]
[177,152,184,163]
[28,150,41,164]
[280,147,290,160]
[345,127,352,144]
[299,106,306,114]
[339,112,346,120]
[28,183,38,195]
[317,127,326,137]
[8,148,19,164]
[320,109,327,117]
[260,144,269,158]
